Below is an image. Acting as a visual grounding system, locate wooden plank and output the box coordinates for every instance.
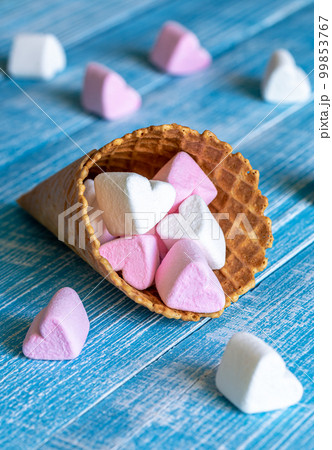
[0,2,314,446]
[0,7,314,202]
[0,0,167,52]
[0,214,314,449]
[0,1,313,168]
[41,243,314,449]
[0,101,313,447]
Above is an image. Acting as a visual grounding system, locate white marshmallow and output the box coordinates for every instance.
[83,180,114,245]
[156,195,225,269]
[94,172,176,236]
[261,49,311,104]
[8,33,66,80]
[215,332,303,414]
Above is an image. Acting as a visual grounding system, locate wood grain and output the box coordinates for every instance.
[0,0,313,448]
[0,0,312,168]
[43,244,314,450]
[0,106,313,448]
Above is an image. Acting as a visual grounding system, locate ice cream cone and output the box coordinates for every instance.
[18,124,273,321]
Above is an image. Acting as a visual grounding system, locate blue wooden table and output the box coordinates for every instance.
[0,1,314,448]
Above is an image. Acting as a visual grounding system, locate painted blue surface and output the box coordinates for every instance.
[0,1,313,449]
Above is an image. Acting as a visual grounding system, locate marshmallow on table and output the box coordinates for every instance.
[153,151,217,213]
[99,235,160,290]
[23,288,89,360]
[261,49,311,104]
[215,332,303,414]
[8,33,66,80]
[150,21,211,75]
[95,172,176,236]
[155,240,225,313]
[81,63,141,120]
[84,179,114,245]
[157,195,226,269]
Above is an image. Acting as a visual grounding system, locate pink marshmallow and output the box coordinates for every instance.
[99,235,160,290]
[81,63,141,120]
[23,287,89,360]
[153,152,217,212]
[155,240,225,313]
[145,225,168,260]
[150,21,211,75]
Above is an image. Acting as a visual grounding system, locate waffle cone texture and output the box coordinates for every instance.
[17,124,273,321]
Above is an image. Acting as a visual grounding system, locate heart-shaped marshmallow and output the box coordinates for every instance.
[23,288,89,360]
[95,172,176,236]
[99,235,160,290]
[150,21,211,75]
[8,33,66,80]
[153,151,217,213]
[215,332,303,413]
[81,63,141,120]
[156,195,225,269]
[155,240,225,313]
[261,49,311,104]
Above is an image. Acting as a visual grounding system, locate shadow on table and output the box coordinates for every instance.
[174,360,242,414]
[229,75,262,100]
[126,49,162,73]
[0,313,30,358]
[268,175,314,206]
[48,86,82,113]
[0,57,8,77]
[0,204,56,357]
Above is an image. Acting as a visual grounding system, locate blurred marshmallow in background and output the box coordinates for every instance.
[261,49,311,104]
[8,32,66,80]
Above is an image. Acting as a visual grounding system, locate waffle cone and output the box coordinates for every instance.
[17,124,273,321]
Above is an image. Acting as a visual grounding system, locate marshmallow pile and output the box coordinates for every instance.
[86,152,226,314]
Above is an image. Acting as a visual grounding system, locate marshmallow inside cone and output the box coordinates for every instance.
[261,49,311,104]
[153,151,217,213]
[99,235,160,290]
[23,288,89,360]
[95,172,176,236]
[157,194,225,269]
[215,332,303,413]
[156,240,225,313]
[145,225,169,260]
